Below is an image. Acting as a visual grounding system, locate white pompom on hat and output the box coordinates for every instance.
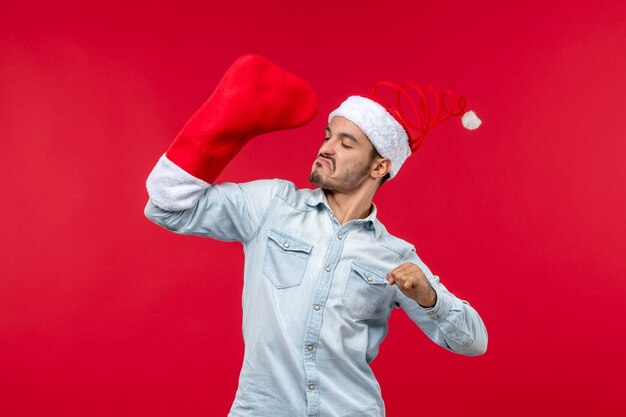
[328,81,480,179]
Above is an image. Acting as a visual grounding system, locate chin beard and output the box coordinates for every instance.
[309,161,334,190]
[309,170,331,190]
[309,164,370,193]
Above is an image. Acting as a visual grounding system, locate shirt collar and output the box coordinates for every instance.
[305,188,382,235]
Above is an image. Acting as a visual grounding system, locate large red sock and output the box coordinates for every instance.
[165,54,318,183]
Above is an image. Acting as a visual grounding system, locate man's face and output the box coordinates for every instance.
[309,116,376,193]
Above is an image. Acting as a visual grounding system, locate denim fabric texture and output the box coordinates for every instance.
[145,179,487,417]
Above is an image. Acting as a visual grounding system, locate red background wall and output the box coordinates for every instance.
[1,1,625,416]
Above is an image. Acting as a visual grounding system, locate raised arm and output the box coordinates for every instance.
[144,54,317,242]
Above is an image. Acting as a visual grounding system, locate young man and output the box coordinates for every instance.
[145,54,487,417]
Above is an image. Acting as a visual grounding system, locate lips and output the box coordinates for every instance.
[316,156,333,170]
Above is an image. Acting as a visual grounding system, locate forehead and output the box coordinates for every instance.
[328,116,372,146]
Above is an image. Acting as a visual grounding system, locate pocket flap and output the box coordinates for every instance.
[351,264,387,285]
[267,228,313,254]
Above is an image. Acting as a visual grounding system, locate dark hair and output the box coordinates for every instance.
[371,147,391,186]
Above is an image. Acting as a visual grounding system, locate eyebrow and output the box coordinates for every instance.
[325,126,359,144]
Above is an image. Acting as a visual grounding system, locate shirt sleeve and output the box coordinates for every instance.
[144,154,285,244]
[393,249,488,356]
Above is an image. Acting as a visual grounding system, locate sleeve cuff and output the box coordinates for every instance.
[146,154,210,211]
[421,278,452,321]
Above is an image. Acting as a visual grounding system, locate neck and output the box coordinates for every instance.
[323,181,379,225]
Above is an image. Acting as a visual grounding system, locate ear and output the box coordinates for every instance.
[370,157,391,180]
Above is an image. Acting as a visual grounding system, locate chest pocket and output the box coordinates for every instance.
[342,263,388,320]
[262,228,313,289]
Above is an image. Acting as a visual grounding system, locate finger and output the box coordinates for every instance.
[402,279,415,291]
[386,272,395,285]
[402,265,425,283]
[390,265,410,281]
[393,263,418,280]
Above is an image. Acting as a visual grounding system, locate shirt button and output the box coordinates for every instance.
[307,344,314,351]
[367,275,373,282]
[337,233,343,240]
[325,266,331,272]
[314,304,321,311]
[283,242,290,248]
[433,315,440,320]
[308,384,315,390]
[451,332,458,338]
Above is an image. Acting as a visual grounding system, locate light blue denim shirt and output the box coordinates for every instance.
[145,178,487,417]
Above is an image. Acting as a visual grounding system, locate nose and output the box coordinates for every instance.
[319,137,337,156]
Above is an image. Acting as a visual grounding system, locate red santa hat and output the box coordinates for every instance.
[328,82,481,178]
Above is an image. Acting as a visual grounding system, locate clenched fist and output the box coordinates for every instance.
[386,262,437,308]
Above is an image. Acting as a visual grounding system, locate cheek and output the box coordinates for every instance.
[351,153,371,168]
